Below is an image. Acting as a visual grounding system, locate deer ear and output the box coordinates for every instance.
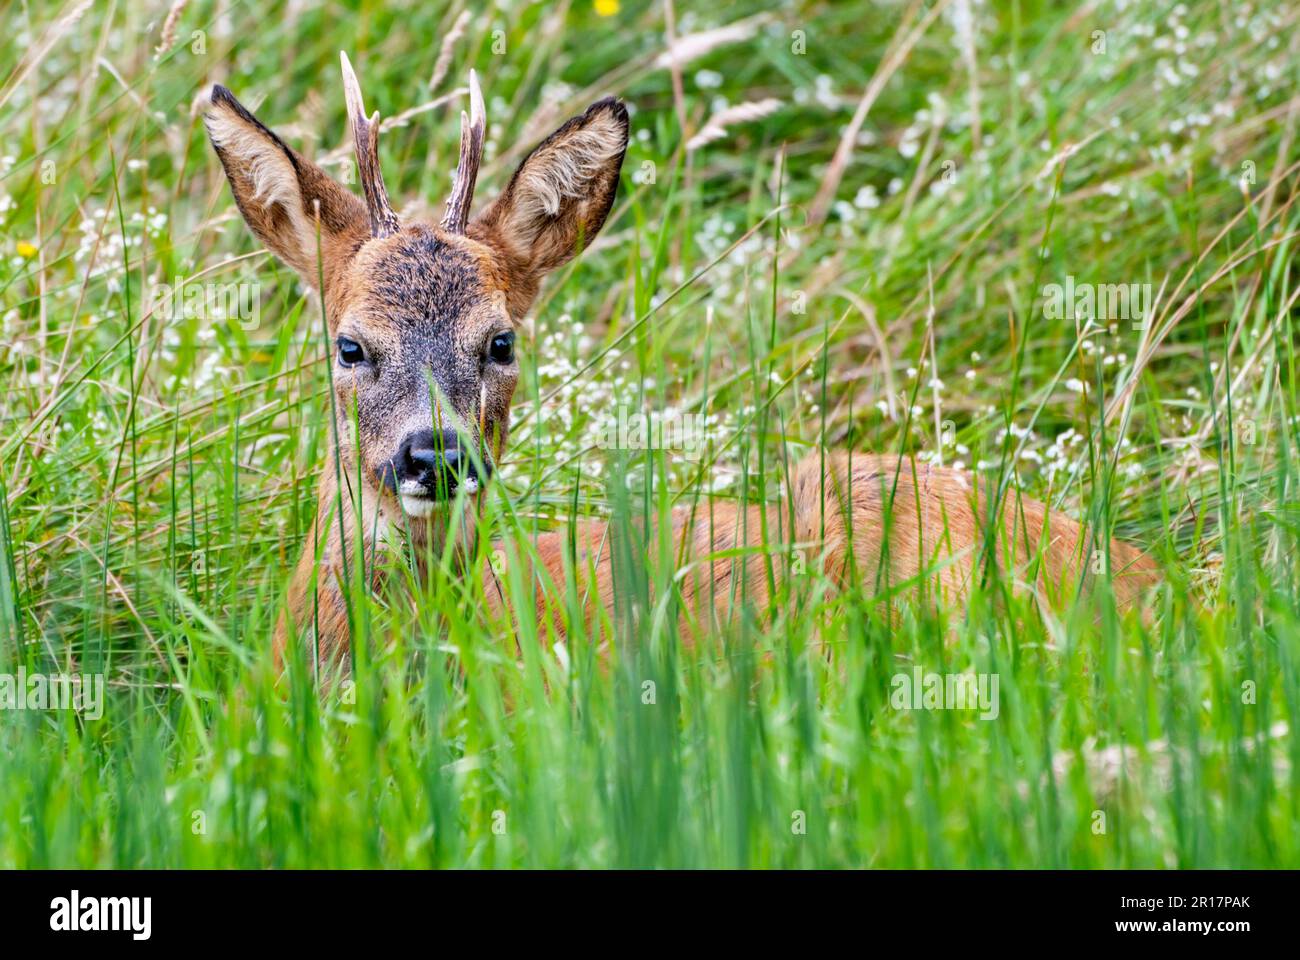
[472,98,628,277]
[202,85,368,285]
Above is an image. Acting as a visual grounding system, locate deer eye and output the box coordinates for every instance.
[488,331,515,365]
[337,336,366,367]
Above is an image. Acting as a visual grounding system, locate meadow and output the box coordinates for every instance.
[1,0,1298,868]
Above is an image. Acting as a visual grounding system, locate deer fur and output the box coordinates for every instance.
[495,452,1158,647]
[202,56,1159,675]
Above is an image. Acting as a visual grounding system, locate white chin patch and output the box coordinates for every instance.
[400,495,439,518]
[461,476,479,495]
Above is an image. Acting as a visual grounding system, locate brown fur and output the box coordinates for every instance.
[203,71,1158,678]
[489,453,1159,649]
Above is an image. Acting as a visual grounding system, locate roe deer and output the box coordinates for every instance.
[202,55,1159,674]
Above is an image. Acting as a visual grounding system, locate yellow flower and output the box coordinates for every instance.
[16,241,37,258]
[594,0,619,17]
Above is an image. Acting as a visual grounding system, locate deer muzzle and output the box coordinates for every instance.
[381,428,492,514]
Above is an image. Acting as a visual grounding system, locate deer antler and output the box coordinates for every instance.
[441,69,485,234]
[340,51,400,238]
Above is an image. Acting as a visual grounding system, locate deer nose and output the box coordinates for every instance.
[395,429,489,499]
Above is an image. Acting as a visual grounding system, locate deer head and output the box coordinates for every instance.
[203,54,628,521]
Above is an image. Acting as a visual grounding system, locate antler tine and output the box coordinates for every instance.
[340,51,400,238]
[441,69,486,234]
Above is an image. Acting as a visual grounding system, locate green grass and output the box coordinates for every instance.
[1,0,1298,868]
